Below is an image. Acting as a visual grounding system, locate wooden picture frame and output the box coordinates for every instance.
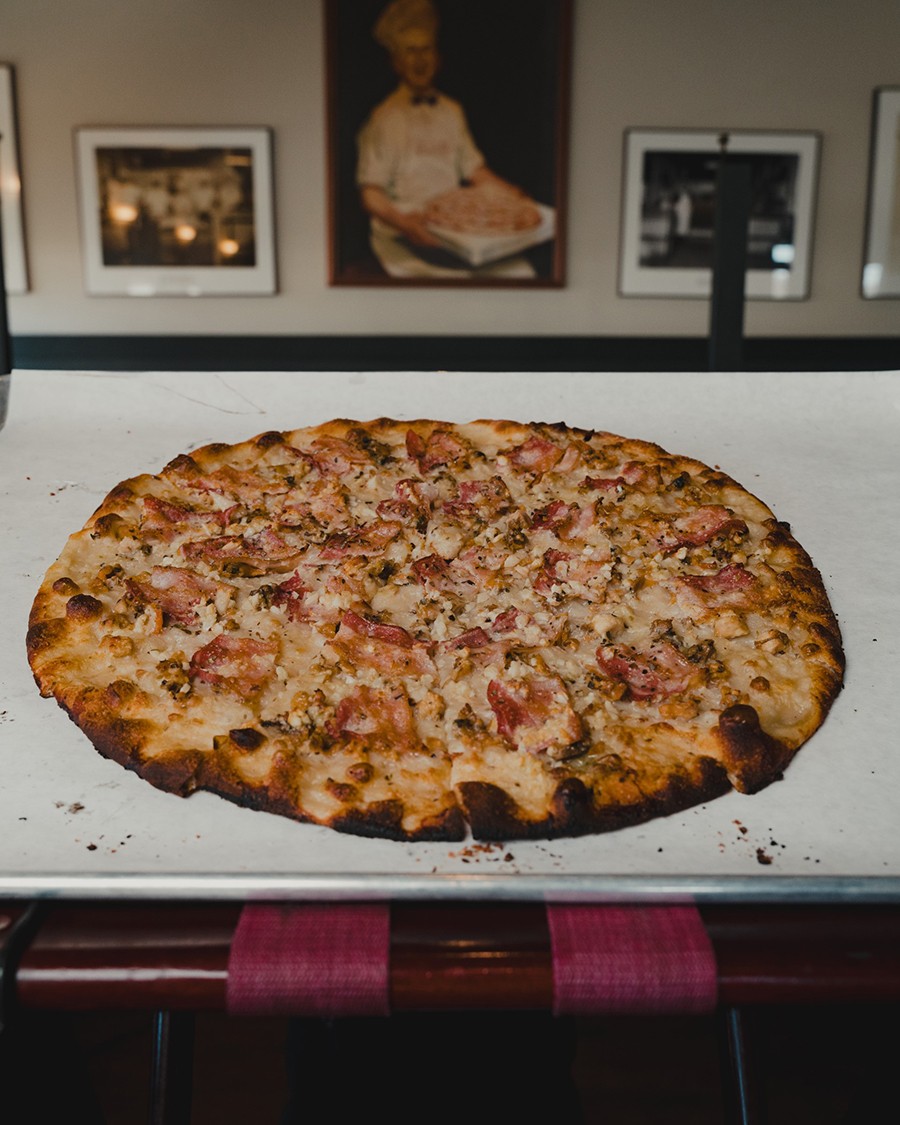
[0,63,29,294]
[74,126,277,296]
[618,128,820,300]
[324,0,572,287]
[861,87,900,298]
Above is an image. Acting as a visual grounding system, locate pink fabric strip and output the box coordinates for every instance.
[546,904,718,1016]
[226,903,391,1017]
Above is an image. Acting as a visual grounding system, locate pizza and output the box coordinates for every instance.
[26,418,844,843]
[424,183,542,236]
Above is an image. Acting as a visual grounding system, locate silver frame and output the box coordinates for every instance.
[862,87,900,298]
[0,63,29,294]
[74,125,277,297]
[618,128,820,300]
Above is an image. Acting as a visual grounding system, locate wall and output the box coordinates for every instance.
[3,0,899,339]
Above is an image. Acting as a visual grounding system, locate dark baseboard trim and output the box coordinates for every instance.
[9,334,900,373]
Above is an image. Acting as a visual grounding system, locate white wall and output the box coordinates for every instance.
[4,0,898,337]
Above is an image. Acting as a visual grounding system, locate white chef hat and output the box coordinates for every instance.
[373,0,439,52]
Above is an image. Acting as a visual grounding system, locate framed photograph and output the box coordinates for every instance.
[862,87,900,298]
[324,0,572,287]
[619,129,820,300]
[0,63,29,294]
[74,126,276,296]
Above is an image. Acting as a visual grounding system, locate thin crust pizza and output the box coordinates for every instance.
[27,418,844,842]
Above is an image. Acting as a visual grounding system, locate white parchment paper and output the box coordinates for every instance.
[1,369,897,901]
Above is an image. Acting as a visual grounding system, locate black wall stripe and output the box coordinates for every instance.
[10,335,900,373]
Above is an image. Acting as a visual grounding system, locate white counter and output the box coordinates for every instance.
[1,368,898,902]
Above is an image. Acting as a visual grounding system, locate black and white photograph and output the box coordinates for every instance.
[861,87,900,298]
[74,127,276,296]
[619,129,820,299]
[0,62,29,294]
[325,0,572,287]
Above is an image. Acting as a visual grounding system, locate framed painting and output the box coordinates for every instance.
[861,87,900,298]
[74,126,277,296]
[0,63,29,294]
[324,0,572,287]
[619,129,820,300]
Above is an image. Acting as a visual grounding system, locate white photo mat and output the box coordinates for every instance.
[0,63,29,294]
[862,87,900,298]
[618,129,820,300]
[74,126,277,296]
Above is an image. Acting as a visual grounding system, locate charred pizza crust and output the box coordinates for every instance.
[27,418,844,842]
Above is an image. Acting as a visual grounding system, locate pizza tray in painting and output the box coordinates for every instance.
[426,204,556,267]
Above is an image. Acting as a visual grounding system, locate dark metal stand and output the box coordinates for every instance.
[708,137,753,372]
[719,1005,768,1124]
[148,1010,195,1125]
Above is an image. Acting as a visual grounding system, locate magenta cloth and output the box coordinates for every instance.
[546,904,718,1015]
[226,903,391,1017]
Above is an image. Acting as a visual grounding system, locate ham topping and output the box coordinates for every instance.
[317,519,403,561]
[141,496,236,540]
[596,641,695,701]
[487,674,585,759]
[504,434,563,473]
[276,478,351,530]
[189,635,278,698]
[529,500,595,539]
[269,573,312,622]
[410,553,456,592]
[331,610,436,678]
[327,684,421,753]
[305,436,373,477]
[582,461,649,493]
[659,505,749,551]
[188,465,289,503]
[125,567,226,629]
[679,563,756,601]
[181,528,305,574]
[376,478,437,527]
[533,547,610,596]
[406,429,470,473]
[442,476,514,521]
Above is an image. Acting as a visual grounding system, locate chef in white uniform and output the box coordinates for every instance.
[356,0,532,277]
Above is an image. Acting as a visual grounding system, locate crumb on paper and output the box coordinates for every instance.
[447,842,513,864]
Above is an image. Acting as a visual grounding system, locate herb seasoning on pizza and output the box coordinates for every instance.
[27,419,844,841]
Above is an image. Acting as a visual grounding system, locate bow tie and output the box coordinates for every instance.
[411,94,437,106]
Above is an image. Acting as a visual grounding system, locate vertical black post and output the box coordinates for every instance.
[148,1010,195,1125]
[708,135,752,372]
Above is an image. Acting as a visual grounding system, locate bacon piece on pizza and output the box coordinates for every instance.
[125,567,230,629]
[181,528,306,575]
[442,476,515,522]
[189,635,278,699]
[405,428,471,473]
[596,641,696,701]
[317,519,403,561]
[141,496,237,541]
[328,684,421,752]
[659,505,749,552]
[487,673,586,760]
[678,563,757,607]
[376,478,438,529]
[330,610,436,678]
[533,547,610,598]
[173,462,289,504]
